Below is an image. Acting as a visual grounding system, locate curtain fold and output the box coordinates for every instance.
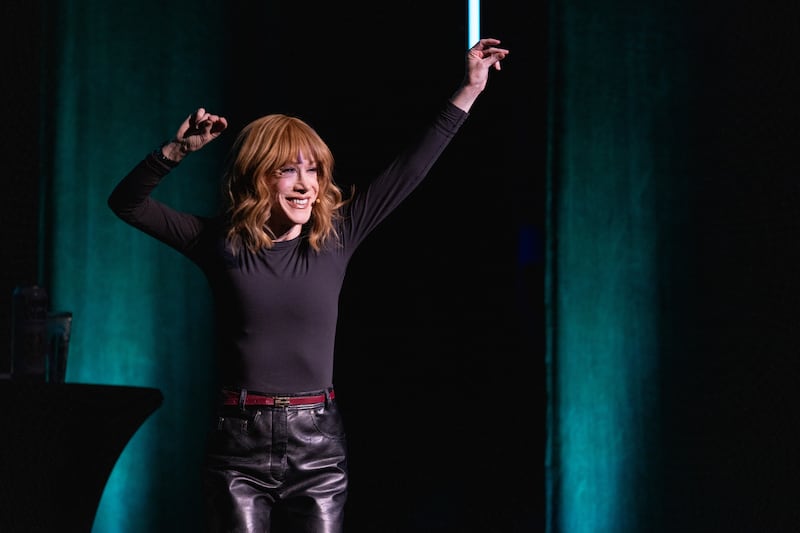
[43,2,226,530]
[545,2,690,531]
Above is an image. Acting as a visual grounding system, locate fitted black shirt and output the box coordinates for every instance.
[108,102,468,393]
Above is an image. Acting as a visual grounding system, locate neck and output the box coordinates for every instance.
[270,223,302,242]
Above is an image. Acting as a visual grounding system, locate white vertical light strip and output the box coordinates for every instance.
[468,0,480,47]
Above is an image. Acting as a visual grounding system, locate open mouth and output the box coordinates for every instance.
[288,198,309,208]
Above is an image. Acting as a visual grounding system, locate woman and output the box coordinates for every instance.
[109,37,508,533]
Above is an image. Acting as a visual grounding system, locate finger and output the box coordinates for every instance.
[477,37,501,48]
[211,116,228,134]
[482,47,509,57]
[491,51,508,70]
[192,108,210,130]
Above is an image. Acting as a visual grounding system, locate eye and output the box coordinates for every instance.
[278,166,297,176]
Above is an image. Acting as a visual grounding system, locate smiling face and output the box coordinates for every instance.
[267,150,319,241]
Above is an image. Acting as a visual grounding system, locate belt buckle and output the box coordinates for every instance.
[273,396,291,407]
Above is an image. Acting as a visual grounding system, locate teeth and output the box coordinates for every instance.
[290,199,309,207]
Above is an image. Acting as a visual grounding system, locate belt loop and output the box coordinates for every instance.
[238,389,247,411]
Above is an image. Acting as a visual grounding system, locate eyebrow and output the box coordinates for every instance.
[283,160,318,166]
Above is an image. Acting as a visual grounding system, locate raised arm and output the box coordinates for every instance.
[449,37,509,113]
[108,107,228,252]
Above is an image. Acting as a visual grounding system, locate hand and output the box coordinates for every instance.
[450,37,509,112]
[465,38,509,91]
[174,108,228,153]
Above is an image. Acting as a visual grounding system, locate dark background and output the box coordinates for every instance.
[2,1,543,532]
[4,0,800,532]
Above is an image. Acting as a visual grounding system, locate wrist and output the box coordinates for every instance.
[154,139,187,167]
[449,84,482,112]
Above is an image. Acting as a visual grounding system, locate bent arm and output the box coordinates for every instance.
[108,153,205,253]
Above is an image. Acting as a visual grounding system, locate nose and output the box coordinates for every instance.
[296,169,313,189]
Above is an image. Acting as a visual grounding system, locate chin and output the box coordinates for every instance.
[290,215,312,226]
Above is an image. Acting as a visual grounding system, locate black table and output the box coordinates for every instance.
[0,381,163,532]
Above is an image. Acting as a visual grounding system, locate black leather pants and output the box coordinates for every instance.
[203,390,348,533]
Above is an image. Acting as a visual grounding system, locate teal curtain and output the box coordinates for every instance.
[42,2,227,530]
[545,1,690,531]
[39,2,545,530]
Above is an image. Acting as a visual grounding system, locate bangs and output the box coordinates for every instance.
[229,114,334,185]
[279,121,330,167]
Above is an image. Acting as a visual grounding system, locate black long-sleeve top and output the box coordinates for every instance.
[108,102,468,394]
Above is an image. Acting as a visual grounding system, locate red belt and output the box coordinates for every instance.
[222,389,334,407]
